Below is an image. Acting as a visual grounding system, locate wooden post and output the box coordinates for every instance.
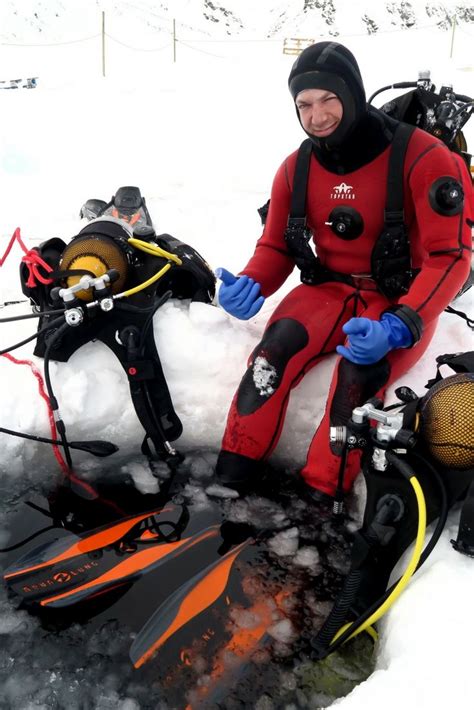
[173,19,177,63]
[102,11,106,77]
[449,16,456,59]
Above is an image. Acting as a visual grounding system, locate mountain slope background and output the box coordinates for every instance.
[1,0,473,41]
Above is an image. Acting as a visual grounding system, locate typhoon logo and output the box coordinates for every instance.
[331,182,355,199]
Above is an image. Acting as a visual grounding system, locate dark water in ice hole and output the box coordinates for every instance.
[0,453,375,710]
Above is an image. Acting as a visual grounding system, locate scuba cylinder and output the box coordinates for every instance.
[310,352,474,660]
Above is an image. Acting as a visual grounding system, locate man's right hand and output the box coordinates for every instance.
[215,268,265,320]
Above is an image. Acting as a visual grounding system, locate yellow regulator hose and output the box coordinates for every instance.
[331,474,427,646]
[114,237,183,299]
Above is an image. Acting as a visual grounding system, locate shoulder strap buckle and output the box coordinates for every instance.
[287,216,307,228]
[383,209,405,224]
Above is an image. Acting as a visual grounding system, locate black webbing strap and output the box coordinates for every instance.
[285,138,323,285]
[452,480,474,557]
[424,350,474,388]
[289,138,313,221]
[444,305,474,330]
[384,122,416,222]
[371,122,418,297]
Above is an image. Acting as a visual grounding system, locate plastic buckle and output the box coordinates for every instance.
[384,210,405,224]
[287,217,307,229]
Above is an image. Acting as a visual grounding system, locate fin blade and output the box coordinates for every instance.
[130,539,251,669]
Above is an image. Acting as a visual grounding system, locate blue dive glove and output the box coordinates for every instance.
[336,313,413,365]
[215,267,265,320]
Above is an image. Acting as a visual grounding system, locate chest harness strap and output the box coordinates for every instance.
[284,123,419,298]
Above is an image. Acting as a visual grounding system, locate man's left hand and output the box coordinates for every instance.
[336,314,412,365]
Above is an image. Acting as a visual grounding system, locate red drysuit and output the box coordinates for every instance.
[220,128,472,496]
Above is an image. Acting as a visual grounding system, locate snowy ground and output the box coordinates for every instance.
[0,11,473,710]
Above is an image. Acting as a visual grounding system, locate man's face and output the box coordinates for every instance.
[295,88,343,138]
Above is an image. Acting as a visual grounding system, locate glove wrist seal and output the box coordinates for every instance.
[383,304,423,345]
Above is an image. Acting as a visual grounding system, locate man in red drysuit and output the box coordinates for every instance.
[215,41,473,500]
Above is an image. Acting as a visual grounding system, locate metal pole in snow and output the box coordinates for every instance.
[449,16,456,59]
[102,11,106,77]
[173,18,177,63]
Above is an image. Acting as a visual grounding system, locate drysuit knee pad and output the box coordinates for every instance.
[236,318,309,415]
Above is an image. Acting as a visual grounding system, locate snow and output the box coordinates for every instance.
[0,3,473,709]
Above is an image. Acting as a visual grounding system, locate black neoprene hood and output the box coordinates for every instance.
[288,41,367,148]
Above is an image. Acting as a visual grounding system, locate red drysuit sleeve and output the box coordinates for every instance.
[397,138,472,329]
[239,158,295,296]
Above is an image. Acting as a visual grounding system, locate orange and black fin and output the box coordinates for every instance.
[4,505,220,609]
[130,538,252,668]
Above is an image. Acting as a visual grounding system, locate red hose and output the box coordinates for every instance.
[1,227,53,287]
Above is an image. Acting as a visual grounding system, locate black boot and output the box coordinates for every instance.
[295,477,335,518]
[215,450,261,495]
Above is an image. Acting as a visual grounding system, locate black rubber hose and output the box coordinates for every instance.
[310,570,363,659]
[454,93,473,103]
[368,81,417,105]
[0,300,29,308]
[142,380,170,449]
[333,442,349,511]
[0,315,65,356]
[0,525,57,553]
[0,308,65,324]
[0,426,118,457]
[43,321,74,469]
[114,301,158,314]
[138,290,172,355]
